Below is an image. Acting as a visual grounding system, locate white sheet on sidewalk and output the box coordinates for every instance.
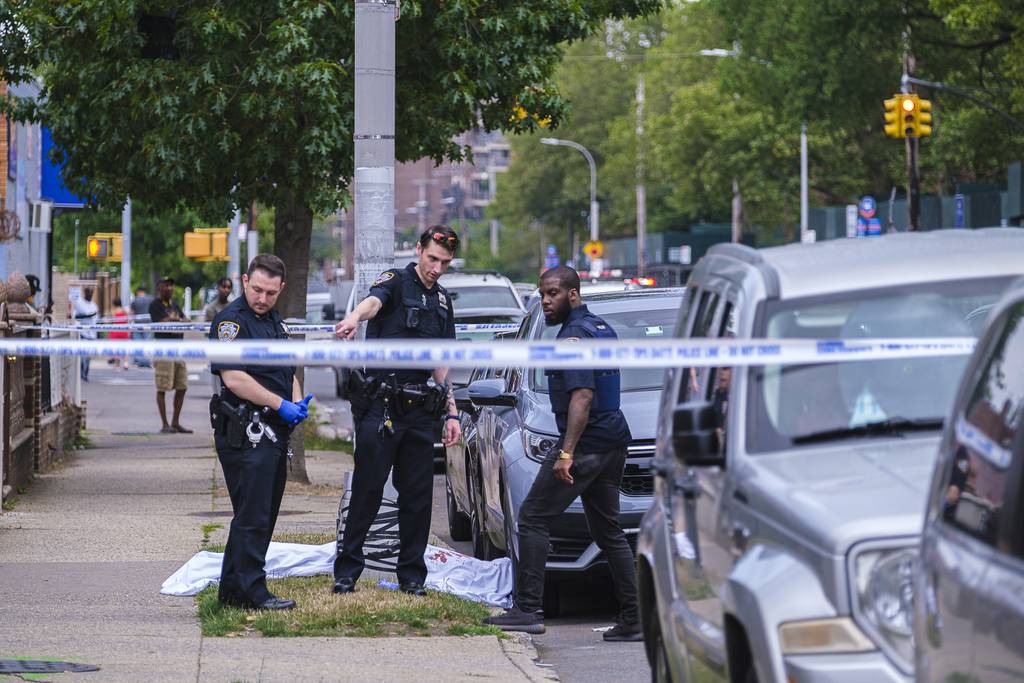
[160,542,513,608]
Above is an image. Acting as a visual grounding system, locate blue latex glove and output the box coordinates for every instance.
[298,394,314,413]
[278,399,306,427]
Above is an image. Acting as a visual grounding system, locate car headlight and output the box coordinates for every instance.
[850,543,917,674]
[524,429,558,463]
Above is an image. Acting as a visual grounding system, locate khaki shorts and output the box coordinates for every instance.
[154,360,188,392]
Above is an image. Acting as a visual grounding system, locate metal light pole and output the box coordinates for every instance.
[354,0,396,305]
[541,137,599,243]
[800,123,809,238]
[635,74,647,276]
[121,197,132,308]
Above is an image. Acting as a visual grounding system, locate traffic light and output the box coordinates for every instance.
[917,97,933,137]
[86,233,123,261]
[884,95,904,138]
[884,93,934,139]
[183,227,231,262]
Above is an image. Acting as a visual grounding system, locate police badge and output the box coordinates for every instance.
[218,321,241,341]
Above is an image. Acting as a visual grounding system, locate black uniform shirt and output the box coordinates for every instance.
[209,296,294,412]
[366,262,456,384]
[548,305,632,453]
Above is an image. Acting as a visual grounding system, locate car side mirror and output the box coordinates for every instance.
[468,378,516,407]
[453,386,476,413]
[672,401,723,467]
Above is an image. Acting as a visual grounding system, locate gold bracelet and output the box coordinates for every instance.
[558,450,574,461]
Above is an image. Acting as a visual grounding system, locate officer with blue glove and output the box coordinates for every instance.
[208,254,314,611]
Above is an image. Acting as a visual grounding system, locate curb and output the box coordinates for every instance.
[500,633,560,682]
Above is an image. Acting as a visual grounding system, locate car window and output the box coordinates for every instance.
[678,289,722,402]
[747,277,1012,453]
[941,301,1024,551]
[449,285,520,310]
[532,297,681,393]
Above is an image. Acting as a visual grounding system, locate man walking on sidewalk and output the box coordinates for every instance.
[209,254,313,611]
[483,266,641,641]
[149,277,191,433]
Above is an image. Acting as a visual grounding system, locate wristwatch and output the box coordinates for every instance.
[558,450,573,461]
[445,414,460,422]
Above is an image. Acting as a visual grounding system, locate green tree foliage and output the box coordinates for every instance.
[1,0,660,317]
[52,203,234,307]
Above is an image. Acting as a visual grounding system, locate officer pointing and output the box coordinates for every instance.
[209,254,313,611]
[332,225,462,596]
[484,266,641,640]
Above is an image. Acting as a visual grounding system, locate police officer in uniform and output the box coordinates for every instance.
[484,266,641,640]
[209,254,313,610]
[332,225,462,596]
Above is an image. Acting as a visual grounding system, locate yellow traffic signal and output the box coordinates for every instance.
[902,95,920,137]
[917,97,933,137]
[184,227,231,262]
[86,233,123,261]
[884,96,904,138]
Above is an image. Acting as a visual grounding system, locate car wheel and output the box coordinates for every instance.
[649,614,672,683]
[446,479,471,542]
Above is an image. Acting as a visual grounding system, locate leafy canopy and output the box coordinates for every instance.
[1,0,660,220]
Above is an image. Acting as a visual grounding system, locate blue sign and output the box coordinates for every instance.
[544,244,559,269]
[40,127,88,208]
[954,193,965,228]
[858,195,877,219]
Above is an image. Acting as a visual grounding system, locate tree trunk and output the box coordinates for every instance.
[274,191,313,484]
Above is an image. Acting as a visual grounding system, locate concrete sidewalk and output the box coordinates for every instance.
[0,363,552,682]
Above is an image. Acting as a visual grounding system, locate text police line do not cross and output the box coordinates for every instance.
[0,336,978,370]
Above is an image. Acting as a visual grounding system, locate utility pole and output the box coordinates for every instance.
[800,124,808,239]
[228,208,241,296]
[354,0,396,303]
[635,73,647,277]
[120,197,132,308]
[904,52,920,231]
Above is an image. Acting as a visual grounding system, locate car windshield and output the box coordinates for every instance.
[455,314,523,341]
[449,285,520,310]
[533,296,681,392]
[747,277,1013,452]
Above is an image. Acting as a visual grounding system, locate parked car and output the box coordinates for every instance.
[914,276,1024,683]
[446,288,684,609]
[636,229,1024,683]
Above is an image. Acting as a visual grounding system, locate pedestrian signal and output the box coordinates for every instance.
[86,233,123,261]
[184,227,230,262]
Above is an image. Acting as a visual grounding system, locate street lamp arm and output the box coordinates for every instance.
[540,137,599,242]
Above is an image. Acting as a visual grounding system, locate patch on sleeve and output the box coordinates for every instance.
[217,321,241,341]
[372,271,396,287]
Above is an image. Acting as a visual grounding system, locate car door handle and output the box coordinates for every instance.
[731,521,751,556]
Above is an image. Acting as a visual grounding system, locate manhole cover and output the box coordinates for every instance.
[0,659,100,674]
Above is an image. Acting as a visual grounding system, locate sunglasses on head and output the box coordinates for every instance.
[431,231,458,246]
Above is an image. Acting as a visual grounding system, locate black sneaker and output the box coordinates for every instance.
[602,621,643,642]
[483,607,545,634]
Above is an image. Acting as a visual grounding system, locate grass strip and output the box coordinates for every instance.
[195,576,503,639]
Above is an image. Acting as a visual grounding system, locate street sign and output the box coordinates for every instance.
[857,195,882,237]
[954,194,965,228]
[668,245,691,265]
[584,240,604,259]
[544,243,559,269]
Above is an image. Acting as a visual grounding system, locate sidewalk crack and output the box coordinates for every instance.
[195,632,204,683]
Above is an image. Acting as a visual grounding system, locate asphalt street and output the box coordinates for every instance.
[304,367,651,683]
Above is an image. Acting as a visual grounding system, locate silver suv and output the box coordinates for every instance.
[637,229,1024,683]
